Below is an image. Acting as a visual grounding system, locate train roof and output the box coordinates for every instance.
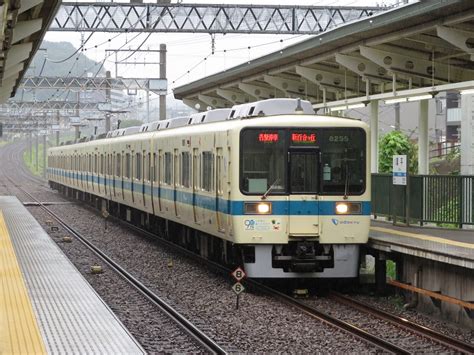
[51,99,367,150]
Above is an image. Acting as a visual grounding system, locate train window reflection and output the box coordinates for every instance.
[240,129,286,194]
[320,128,365,195]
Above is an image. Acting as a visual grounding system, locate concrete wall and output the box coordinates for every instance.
[401,255,474,328]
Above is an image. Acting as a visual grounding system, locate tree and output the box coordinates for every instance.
[119,119,143,128]
[378,130,418,174]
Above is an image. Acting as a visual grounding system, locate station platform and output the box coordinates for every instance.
[369,220,474,269]
[0,196,144,354]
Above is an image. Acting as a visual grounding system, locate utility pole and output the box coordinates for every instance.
[35,122,39,172]
[29,131,32,163]
[394,102,400,131]
[56,110,60,146]
[105,70,111,132]
[160,43,167,120]
[43,133,47,178]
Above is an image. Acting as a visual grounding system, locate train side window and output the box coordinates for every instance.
[193,149,199,189]
[125,153,131,178]
[100,154,105,174]
[135,153,142,180]
[116,153,121,176]
[153,153,158,182]
[94,155,98,174]
[202,151,214,192]
[108,154,112,175]
[164,152,173,185]
[181,152,191,188]
[174,150,180,187]
[147,153,152,181]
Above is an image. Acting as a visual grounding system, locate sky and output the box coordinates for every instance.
[41,0,406,111]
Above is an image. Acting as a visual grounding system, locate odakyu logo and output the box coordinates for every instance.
[332,218,360,226]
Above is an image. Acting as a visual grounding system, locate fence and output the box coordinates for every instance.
[372,174,474,227]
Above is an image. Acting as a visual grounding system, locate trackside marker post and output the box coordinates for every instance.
[231,267,246,309]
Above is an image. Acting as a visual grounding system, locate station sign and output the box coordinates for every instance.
[393,155,407,185]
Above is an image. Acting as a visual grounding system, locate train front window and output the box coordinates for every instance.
[240,129,286,194]
[320,128,365,195]
[289,150,319,193]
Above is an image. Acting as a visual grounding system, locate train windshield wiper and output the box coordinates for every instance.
[261,178,280,200]
[341,150,355,200]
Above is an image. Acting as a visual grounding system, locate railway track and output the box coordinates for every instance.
[329,291,474,354]
[3,140,473,354]
[118,217,474,354]
[114,220,411,354]
[3,172,227,355]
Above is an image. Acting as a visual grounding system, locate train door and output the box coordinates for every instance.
[216,148,225,232]
[142,152,147,208]
[119,150,126,200]
[158,150,163,212]
[288,148,320,236]
[93,154,97,192]
[112,152,116,198]
[173,149,179,217]
[192,148,199,224]
[150,152,156,215]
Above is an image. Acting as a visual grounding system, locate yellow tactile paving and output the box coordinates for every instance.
[371,226,474,250]
[0,210,46,354]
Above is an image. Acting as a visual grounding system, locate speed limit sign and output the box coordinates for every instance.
[232,282,245,295]
[231,267,246,282]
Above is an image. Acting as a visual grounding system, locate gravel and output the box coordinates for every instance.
[1,140,473,353]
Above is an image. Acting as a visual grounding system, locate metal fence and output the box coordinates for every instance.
[372,174,474,227]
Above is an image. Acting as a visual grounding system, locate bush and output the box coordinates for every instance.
[378,131,418,174]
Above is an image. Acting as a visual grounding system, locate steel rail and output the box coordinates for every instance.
[5,175,227,355]
[112,220,408,354]
[330,291,474,355]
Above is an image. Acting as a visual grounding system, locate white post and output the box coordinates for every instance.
[370,100,379,173]
[418,100,429,175]
[461,93,474,175]
[460,93,474,229]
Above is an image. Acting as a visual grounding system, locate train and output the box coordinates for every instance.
[47,98,370,279]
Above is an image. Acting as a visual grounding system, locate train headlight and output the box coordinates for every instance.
[244,202,272,215]
[335,202,361,215]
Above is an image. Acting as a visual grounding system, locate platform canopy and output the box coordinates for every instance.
[173,0,474,111]
[0,0,59,103]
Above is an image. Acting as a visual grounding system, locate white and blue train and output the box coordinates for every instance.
[47,99,371,279]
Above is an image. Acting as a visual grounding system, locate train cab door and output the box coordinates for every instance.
[112,152,116,198]
[216,148,225,232]
[158,150,163,212]
[173,149,179,217]
[288,148,320,237]
[192,148,199,224]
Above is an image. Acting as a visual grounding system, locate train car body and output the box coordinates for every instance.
[48,99,370,279]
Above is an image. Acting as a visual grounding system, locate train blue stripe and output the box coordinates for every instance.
[48,168,371,216]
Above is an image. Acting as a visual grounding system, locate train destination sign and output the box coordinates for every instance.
[258,132,279,143]
[291,132,317,145]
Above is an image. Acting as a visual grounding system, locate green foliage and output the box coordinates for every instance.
[434,198,460,228]
[119,119,143,128]
[386,260,396,280]
[23,144,46,177]
[378,131,418,174]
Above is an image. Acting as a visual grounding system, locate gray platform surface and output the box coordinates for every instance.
[369,220,474,268]
[1,196,144,354]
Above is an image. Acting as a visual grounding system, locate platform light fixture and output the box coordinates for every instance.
[329,105,347,112]
[407,94,433,102]
[347,103,366,109]
[385,97,407,104]
[460,89,474,95]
